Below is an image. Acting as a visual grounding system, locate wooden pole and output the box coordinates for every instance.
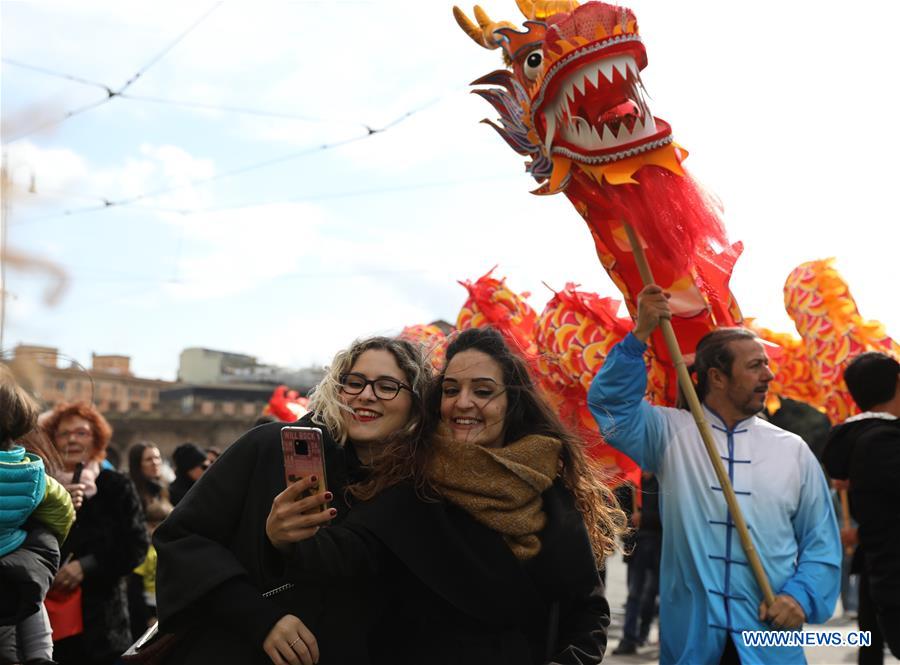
[623,222,776,607]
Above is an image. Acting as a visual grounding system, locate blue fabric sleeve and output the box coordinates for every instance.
[587,333,667,472]
[779,447,841,624]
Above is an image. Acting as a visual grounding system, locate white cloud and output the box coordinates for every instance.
[159,201,331,300]
[7,139,218,215]
[5,142,89,195]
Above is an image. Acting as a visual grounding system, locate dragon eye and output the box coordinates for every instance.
[523,49,544,81]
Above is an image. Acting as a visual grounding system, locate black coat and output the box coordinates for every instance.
[154,415,373,665]
[0,525,59,663]
[823,415,900,612]
[0,523,59,626]
[284,479,609,665]
[167,476,193,508]
[58,469,149,660]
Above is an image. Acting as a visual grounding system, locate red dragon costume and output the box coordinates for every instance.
[454,0,743,404]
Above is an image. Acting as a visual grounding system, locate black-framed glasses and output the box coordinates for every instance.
[339,373,412,401]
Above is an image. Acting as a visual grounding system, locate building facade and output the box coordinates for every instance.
[8,344,174,413]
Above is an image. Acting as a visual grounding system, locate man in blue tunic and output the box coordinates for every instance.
[589,284,841,664]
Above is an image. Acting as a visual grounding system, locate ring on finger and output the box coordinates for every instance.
[288,636,302,648]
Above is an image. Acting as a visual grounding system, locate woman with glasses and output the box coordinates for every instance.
[42,402,149,665]
[154,336,429,665]
[271,327,626,665]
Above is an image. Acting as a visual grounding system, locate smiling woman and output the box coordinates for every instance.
[153,336,430,665]
[335,351,416,462]
[439,349,509,448]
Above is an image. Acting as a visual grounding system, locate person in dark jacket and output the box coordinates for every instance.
[168,443,208,506]
[613,471,661,655]
[154,336,431,665]
[43,402,149,665]
[823,351,900,662]
[275,327,625,665]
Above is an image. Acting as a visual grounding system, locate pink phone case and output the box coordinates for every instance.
[280,426,328,511]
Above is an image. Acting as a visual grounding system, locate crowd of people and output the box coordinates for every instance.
[0,373,218,665]
[0,283,897,664]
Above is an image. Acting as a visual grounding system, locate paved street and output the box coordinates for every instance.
[602,551,899,664]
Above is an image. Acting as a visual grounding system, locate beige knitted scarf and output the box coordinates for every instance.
[427,427,562,560]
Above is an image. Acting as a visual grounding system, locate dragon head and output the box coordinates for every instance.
[455,0,680,192]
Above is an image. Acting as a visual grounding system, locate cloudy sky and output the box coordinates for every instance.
[3,1,898,381]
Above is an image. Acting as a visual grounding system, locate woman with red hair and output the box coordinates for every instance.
[43,402,149,665]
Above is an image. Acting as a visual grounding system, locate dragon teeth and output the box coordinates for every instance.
[598,60,616,84]
[573,74,586,96]
[626,60,639,79]
[544,110,558,152]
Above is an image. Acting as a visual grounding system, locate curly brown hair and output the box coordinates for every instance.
[42,401,113,463]
[354,327,628,564]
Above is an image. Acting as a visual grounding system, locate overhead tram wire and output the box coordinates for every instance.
[1,59,112,92]
[3,59,354,125]
[115,94,330,123]
[114,2,222,94]
[108,94,445,207]
[3,2,221,144]
[128,173,522,216]
[10,93,450,227]
[10,171,516,228]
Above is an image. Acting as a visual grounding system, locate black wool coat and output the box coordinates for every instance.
[824,416,900,610]
[0,524,59,627]
[154,414,375,665]
[283,478,610,665]
[58,469,149,660]
[167,476,193,508]
[0,525,59,664]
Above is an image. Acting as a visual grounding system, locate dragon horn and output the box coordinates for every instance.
[473,5,493,30]
[454,5,518,50]
[516,0,580,20]
[453,5,497,49]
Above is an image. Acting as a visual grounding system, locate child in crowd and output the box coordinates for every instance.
[1,368,76,665]
[129,500,173,635]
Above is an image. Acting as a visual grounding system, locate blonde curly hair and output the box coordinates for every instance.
[307,336,430,446]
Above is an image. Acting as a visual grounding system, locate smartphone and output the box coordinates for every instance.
[72,461,85,484]
[280,426,328,512]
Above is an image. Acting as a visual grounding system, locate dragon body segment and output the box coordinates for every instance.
[782,259,900,423]
[403,259,896,482]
